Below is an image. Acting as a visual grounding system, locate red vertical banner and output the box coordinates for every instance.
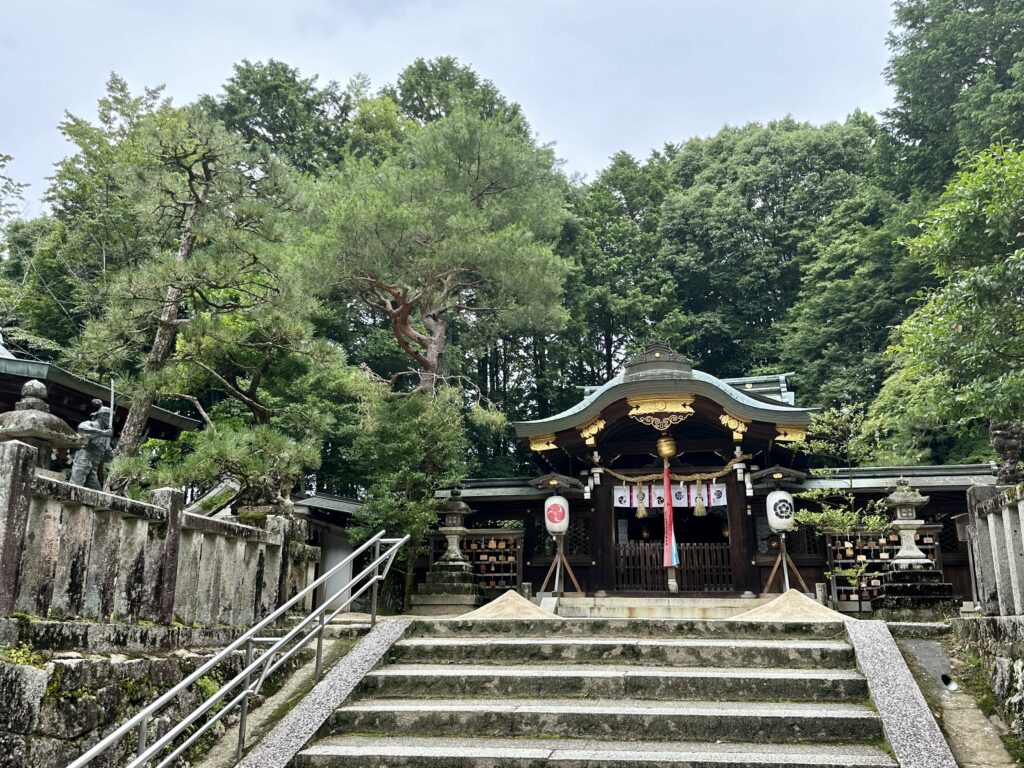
[663,463,680,567]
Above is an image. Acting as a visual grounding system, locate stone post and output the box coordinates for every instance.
[149,487,184,623]
[0,440,38,615]
[987,509,1013,616]
[967,485,1001,614]
[1002,498,1024,614]
[873,478,960,619]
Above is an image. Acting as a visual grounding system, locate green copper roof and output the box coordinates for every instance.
[512,357,814,439]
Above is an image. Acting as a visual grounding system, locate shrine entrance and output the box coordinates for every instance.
[613,511,732,592]
[611,478,734,592]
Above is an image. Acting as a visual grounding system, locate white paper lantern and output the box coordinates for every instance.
[766,489,796,533]
[544,495,570,535]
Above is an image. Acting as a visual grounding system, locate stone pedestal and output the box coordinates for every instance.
[410,559,484,616]
[872,566,960,621]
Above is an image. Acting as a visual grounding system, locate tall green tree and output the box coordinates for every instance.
[384,56,527,131]
[350,386,469,609]
[201,59,352,174]
[871,141,1024,460]
[0,153,25,224]
[57,81,302,478]
[884,0,1024,194]
[320,110,567,391]
[657,116,875,376]
[1,77,168,353]
[778,186,925,406]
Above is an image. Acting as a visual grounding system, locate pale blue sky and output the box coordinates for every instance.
[1,1,895,212]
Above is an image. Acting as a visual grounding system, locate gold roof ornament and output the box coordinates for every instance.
[578,418,606,446]
[626,395,695,432]
[775,424,807,443]
[719,412,750,442]
[528,434,558,452]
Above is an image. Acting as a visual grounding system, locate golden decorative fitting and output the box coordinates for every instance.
[657,434,677,459]
[626,395,695,432]
[528,434,558,452]
[578,418,606,446]
[775,424,807,443]
[719,412,750,442]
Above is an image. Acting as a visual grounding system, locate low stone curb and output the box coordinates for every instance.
[237,617,413,768]
[846,619,956,768]
[886,621,951,639]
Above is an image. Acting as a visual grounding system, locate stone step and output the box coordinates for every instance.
[295,736,897,768]
[360,663,868,701]
[556,596,777,620]
[328,698,883,744]
[406,618,845,640]
[389,636,855,669]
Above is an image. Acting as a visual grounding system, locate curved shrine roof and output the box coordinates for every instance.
[511,343,813,447]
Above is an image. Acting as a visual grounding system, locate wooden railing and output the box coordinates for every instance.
[615,541,732,592]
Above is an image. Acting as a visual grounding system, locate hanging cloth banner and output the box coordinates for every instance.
[613,485,632,508]
[708,480,727,508]
[613,475,735,510]
[613,484,657,509]
[663,460,680,567]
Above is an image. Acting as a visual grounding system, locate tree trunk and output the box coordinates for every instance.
[108,200,200,489]
[415,312,447,391]
[113,285,184,463]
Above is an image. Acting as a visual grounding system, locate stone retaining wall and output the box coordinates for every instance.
[952,616,1024,733]
[0,646,304,768]
[0,440,320,629]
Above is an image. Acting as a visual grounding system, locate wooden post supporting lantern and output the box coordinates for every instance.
[764,488,809,593]
[539,491,582,596]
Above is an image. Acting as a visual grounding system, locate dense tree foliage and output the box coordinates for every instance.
[884,0,1024,194]
[200,59,353,173]
[868,142,1024,460]
[383,56,527,131]
[320,110,567,391]
[349,386,470,608]
[5,0,1024,516]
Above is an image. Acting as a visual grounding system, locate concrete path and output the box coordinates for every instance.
[900,637,1015,768]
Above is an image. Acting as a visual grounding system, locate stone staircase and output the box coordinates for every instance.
[292,618,897,768]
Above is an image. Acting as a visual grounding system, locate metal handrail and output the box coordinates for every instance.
[67,529,409,768]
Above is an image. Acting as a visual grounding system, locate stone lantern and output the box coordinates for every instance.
[885,477,931,568]
[874,477,959,619]
[438,488,472,564]
[0,380,84,470]
[409,488,484,616]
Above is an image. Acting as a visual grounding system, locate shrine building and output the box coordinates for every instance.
[424,342,994,610]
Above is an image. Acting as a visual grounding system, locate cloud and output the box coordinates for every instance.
[0,0,893,211]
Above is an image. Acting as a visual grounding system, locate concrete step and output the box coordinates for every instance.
[406,618,845,640]
[295,736,897,767]
[328,698,883,744]
[389,636,855,669]
[360,663,868,702]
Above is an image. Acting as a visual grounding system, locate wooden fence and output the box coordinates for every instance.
[615,541,732,592]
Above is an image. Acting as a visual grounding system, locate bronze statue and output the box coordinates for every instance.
[70,400,114,490]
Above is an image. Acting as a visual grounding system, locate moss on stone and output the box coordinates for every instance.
[0,643,48,668]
